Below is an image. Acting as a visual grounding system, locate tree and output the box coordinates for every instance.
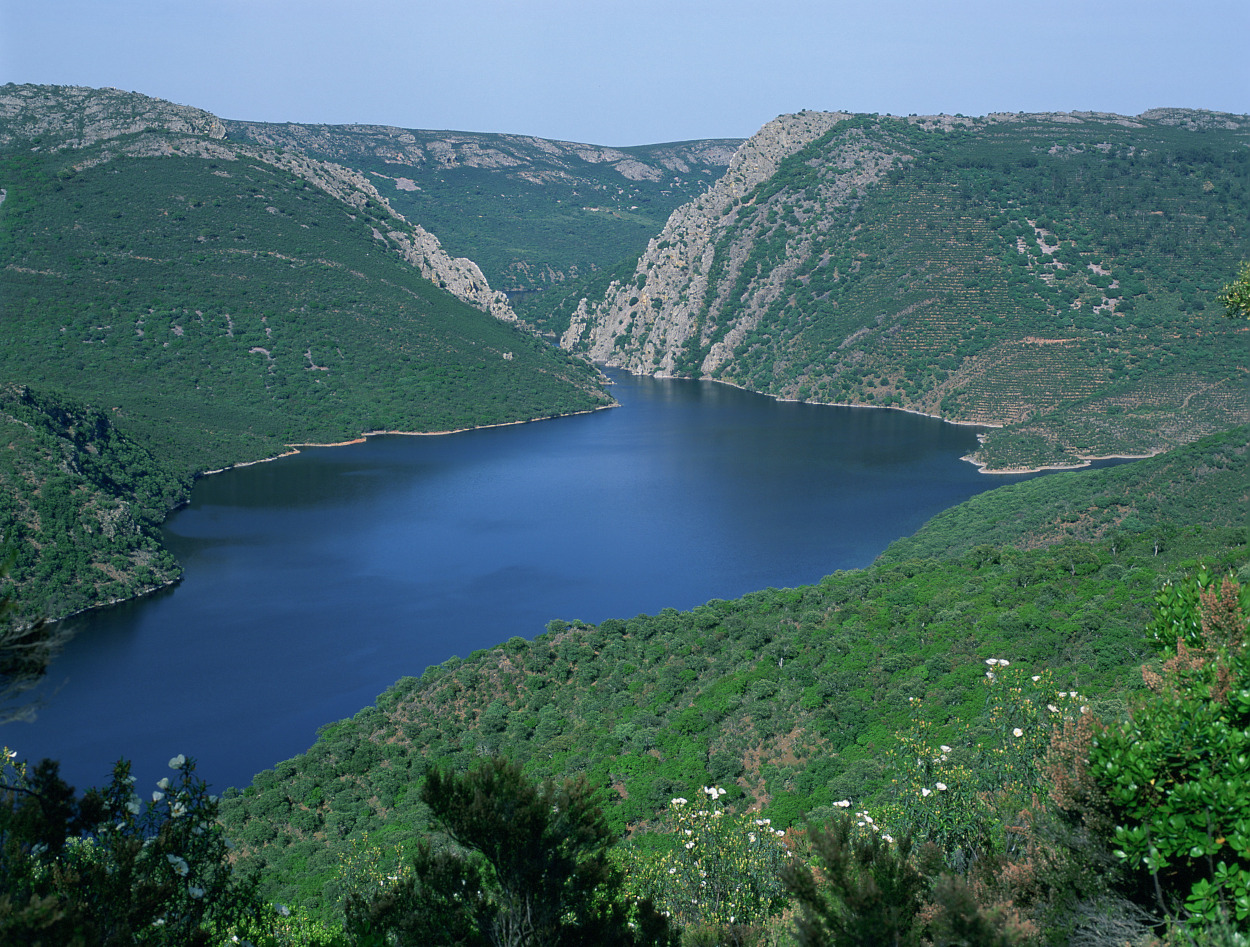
[345,757,677,947]
[1216,261,1250,320]
[0,753,271,946]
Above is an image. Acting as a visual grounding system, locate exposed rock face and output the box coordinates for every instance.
[561,111,866,373]
[0,83,226,149]
[0,84,516,322]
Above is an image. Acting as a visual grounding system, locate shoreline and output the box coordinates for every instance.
[198,403,618,477]
[601,364,1164,475]
[962,449,1162,476]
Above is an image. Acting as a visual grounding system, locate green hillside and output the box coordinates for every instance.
[555,110,1250,471]
[222,119,742,320]
[0,87,612,615]
[218,429,1249,916]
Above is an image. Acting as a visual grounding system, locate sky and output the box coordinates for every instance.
[2,0,1248,147]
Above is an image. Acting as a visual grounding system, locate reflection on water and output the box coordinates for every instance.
[19,372,1044,793]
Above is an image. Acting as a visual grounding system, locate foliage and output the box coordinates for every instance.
[343,757,677,947]
[878,664,1086,872]
[781,817,1020,947]
[1089,575,1250,932]
[1217,261,1250,320]
[0,751,273,946]
[220,429,1250,919]
[621,786,792,934]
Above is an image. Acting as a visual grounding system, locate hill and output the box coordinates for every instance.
[550,109,1250,471]
[219,428,1249,914]
[0,84,612,615]
[221,119,742,321]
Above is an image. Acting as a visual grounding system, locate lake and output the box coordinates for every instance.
[17,372,1053,794]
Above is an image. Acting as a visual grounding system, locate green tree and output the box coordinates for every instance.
[1088,574,1250,933]
[1217,262,1250,320]
[345,757,677,947]
[0,753,271,946]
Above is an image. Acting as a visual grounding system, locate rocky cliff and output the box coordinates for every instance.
[557,108,1250,470]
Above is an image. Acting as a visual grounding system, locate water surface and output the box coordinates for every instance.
[20,373,1045,792]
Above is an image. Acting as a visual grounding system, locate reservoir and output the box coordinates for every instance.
[17,372,1047,794]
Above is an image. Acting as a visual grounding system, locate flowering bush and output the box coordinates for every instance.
[878,663,1085,868]
[622,786,792,932]
[0,750,272,946]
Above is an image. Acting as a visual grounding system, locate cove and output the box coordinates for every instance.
[20,372,1059,794]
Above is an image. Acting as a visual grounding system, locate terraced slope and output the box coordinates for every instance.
[553,110,1250,470]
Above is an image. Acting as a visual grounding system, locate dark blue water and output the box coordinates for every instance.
[17,372,1047,794]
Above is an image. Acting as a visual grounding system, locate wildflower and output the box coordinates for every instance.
[166,854,189,877]
[172,801,188,818]
[749,833,757,842]
[935,782,948,791]
[939,745,951,753]
[1012,728,1023,738]
[834,799,851,808]
[1032,675,1041,682]
[670,797,688,806]
[986,671,996,681]
[168,754,186,769]
[922,788,932,796]
[188,885,205,899]
[668,868,677,875]
[1048,704,1059,713]
[152,791,165,803]
[126,797,141,815]
[685,841,695,850]
[157,777,170,790]
[883,834,894,842]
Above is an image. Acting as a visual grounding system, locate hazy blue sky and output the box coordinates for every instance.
[3,0,1247,145]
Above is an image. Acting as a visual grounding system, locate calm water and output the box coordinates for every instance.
[18,372,1044,794]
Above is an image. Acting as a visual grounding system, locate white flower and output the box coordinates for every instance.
[1032,675,1041,682]
[168,754,186,770]
[152,791,165,803]
[935,782,948,791]
[1057,691,1068,698]
[172,802,188,818]
[668,868,677,875]
[4,749,15,759]
[922,788,932,797]
[883,834,894,842]
[1012,728,1023,738]
[985,658,997,666]
[834,799,851,808]
[999,660,1010,667]
[939,745,952,753]
[749,833,756,842]
[188,885,205,899]
[986,671,996,681]
[1048,704,1060,713]
[1081,705,1090,714]
[126,798,141,815]
[157,777,170,791]
[775,829,785,837]
[685,841,695,850]
[670,797,688,806]
[166,854,189,877]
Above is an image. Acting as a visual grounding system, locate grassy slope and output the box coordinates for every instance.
[219,429,1249,914]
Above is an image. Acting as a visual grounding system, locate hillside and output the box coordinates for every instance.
[219,429,1250,914]
[0,84,613,614]
[222,119,742,319]
[550,109,1250,471]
